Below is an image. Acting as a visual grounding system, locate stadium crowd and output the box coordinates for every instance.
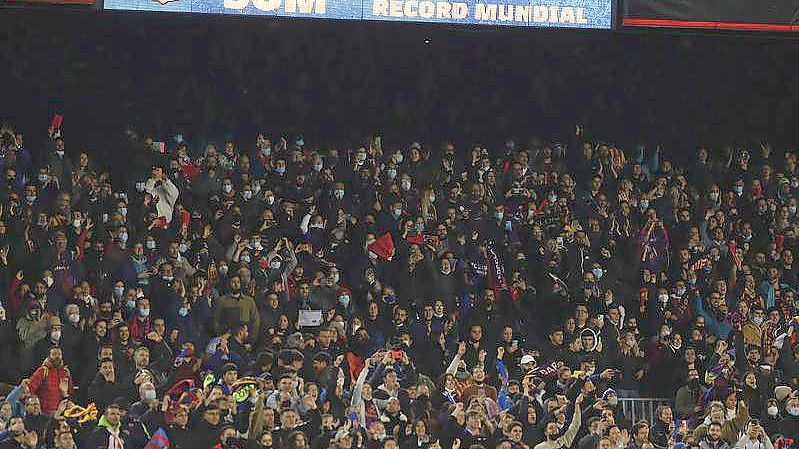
[0,120,796,449]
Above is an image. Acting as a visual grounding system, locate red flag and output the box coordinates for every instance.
[50,113,64,130]
[368,233,395,260]
[406,234,425,245]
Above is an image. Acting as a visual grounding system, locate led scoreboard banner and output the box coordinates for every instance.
[103,0,615,29]
[624,0,799,32]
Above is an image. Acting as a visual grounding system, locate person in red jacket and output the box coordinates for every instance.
[27,347,73,416]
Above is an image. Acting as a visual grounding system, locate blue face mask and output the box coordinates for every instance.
[640,200,650,210]
[118,232,129,243]
[179,243,188,254]
[275,167,286,175]
[139,308,150,317]
[592,268,604,279]
[113,286,125,298]
[178,307,189,317]
[339,295,350,307]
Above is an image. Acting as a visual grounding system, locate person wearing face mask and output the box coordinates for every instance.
[32,316,63,370]
[129,298,154,344]
[774,396,799,440]
[144,164,179,225]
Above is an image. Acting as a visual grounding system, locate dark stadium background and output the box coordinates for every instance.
[1,9,798,167]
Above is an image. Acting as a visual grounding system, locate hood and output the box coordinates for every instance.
[97,414,120,433]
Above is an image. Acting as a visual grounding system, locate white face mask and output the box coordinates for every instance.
[222,184,233,193]
[767,406,778,416]
[68,313,80,324]
[51,330,61,341]
[658,294,669,303]
[44,277,54,288]
[753,316,764,325]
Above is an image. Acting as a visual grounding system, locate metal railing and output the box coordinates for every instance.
[619,397,672,425]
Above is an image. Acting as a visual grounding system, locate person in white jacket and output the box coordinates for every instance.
[144,165,179,224]
[735,421,773,449]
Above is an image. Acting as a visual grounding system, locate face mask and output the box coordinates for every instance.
[25,195,36,203]
[146,240,156,250]
[592,268,604,279]
[549,194,558,203]
[241,255,251,264]
[788,407,799,417]
[118,232,128,243]
[676,287,686,296]
[114,286,125,298]
[495,212,503,220]
[767,406,778,416]
[356,153,366,162]
[38,174,49,183]
[71,218,82,229]
[339,295,350,307]
[243,191,253,200]
[313,163,323,172]
[387,169,397,179]
[334,189,344,199]
[734,186,743,195]
[139,308,150,317]
[118,207,127,217]
[401,180,411,191]
[126,299,136,309]
[178,307,189,317]
[275,166,286,175]
[753,316,764,325]
[162,275,174,282]
[269,261,281,270]
[44,276,54,288]
[143,390,157,401]
[51,330,61,341]
[261,147,271,156]
[709,192,719,201]
[55,150,65,157]
[415,223,425,232]
[222,184,233,193]
[608,396,618,406]
[393,154,404,164]
[790,206,797,215]
[179,243,188,254]
[219,266,229,276]
[658,294,669,303]
[393,209,402,218]
[640,199,649,209]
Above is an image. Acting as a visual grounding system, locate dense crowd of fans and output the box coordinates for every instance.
[0,119,796,449]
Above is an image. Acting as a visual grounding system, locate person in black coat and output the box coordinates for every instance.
[187,404,223,448]
[83,404,131,449]
[87,359,132,411]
